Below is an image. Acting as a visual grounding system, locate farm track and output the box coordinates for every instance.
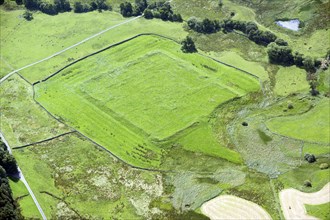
[0,132,47,220]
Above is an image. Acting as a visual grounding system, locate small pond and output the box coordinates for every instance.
[275,19,300,31]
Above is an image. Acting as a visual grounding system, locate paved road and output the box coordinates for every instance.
[0,15,142,84]
[0,132,47,220]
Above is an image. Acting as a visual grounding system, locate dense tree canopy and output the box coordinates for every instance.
[0,140,22,219]
[0,142,18,175]
[267,42,294,66]
[120,2,133,17]
[54,0,71,12]
[181,36,197,53]
[119,0,182,22]
[23,10,33,20]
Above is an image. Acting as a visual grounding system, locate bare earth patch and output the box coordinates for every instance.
[280,182,330,220]
[201,195,272,220]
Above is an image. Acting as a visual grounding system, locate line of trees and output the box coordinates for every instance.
[0,141,19,175]
[187,17,277,46]
[120,0,182,22]
[74,0,111,13]
[267,42,322,71]
[267,42,329,96]
[20,0,111,15]
[187,17,220,34]
[0,139,22,219]
[22,0,71,15]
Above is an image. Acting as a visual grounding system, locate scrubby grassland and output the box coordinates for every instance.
[306,202,330,219]
[230,0,330,57]
[278,157,330,193]
[0,74,70,147]
[226,170,281,219]
[11,133,167,219]
[267,98,330,143]
[35,35,259,168]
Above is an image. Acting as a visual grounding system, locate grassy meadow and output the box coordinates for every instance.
[267,98,330,144]
[176,123,242,164]
[1,0,329,219]
[35,35,259,168]
[306,203,330,220]
[0,74,70,147]
[9,180,41,219]
[274,66,310,96]
[0,9,186,82]
[11,133,166,219]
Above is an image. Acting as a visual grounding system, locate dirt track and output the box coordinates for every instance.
[201,195,272,220]
[280,182,330,220]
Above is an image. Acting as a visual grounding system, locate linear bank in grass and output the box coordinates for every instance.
[35,35,260,168]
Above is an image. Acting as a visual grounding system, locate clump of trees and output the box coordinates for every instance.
[187,17,220,34]
[0,140,22,219]
[72,0,112,13]
[23,10,33,20]
[267,42,293,66]
[22,0,71,15]
[74,0,111,13]
[120,0,183,22]
[21,0,111,15]
[304,153,316,163]
[222,19,277,46]
[267,42,325,96]
[181,36,197,53]
[0,166,22,219]
[0,141,18,175]
[187,17,277,46]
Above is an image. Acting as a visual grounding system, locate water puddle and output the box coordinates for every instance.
[275,19,300,31]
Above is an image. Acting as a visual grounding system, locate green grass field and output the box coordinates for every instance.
[176,123,242,163]
[35,35,259,168]
[215,51,269,81]
[274,66,309,96]
[303,143,330,157]
[278,157,330,193]
[306,203,330,219]
[1,1,329,219]
[0,9,187,82]
[9,180,41,219]
[0,74,70,147]
[267,99,330,143]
